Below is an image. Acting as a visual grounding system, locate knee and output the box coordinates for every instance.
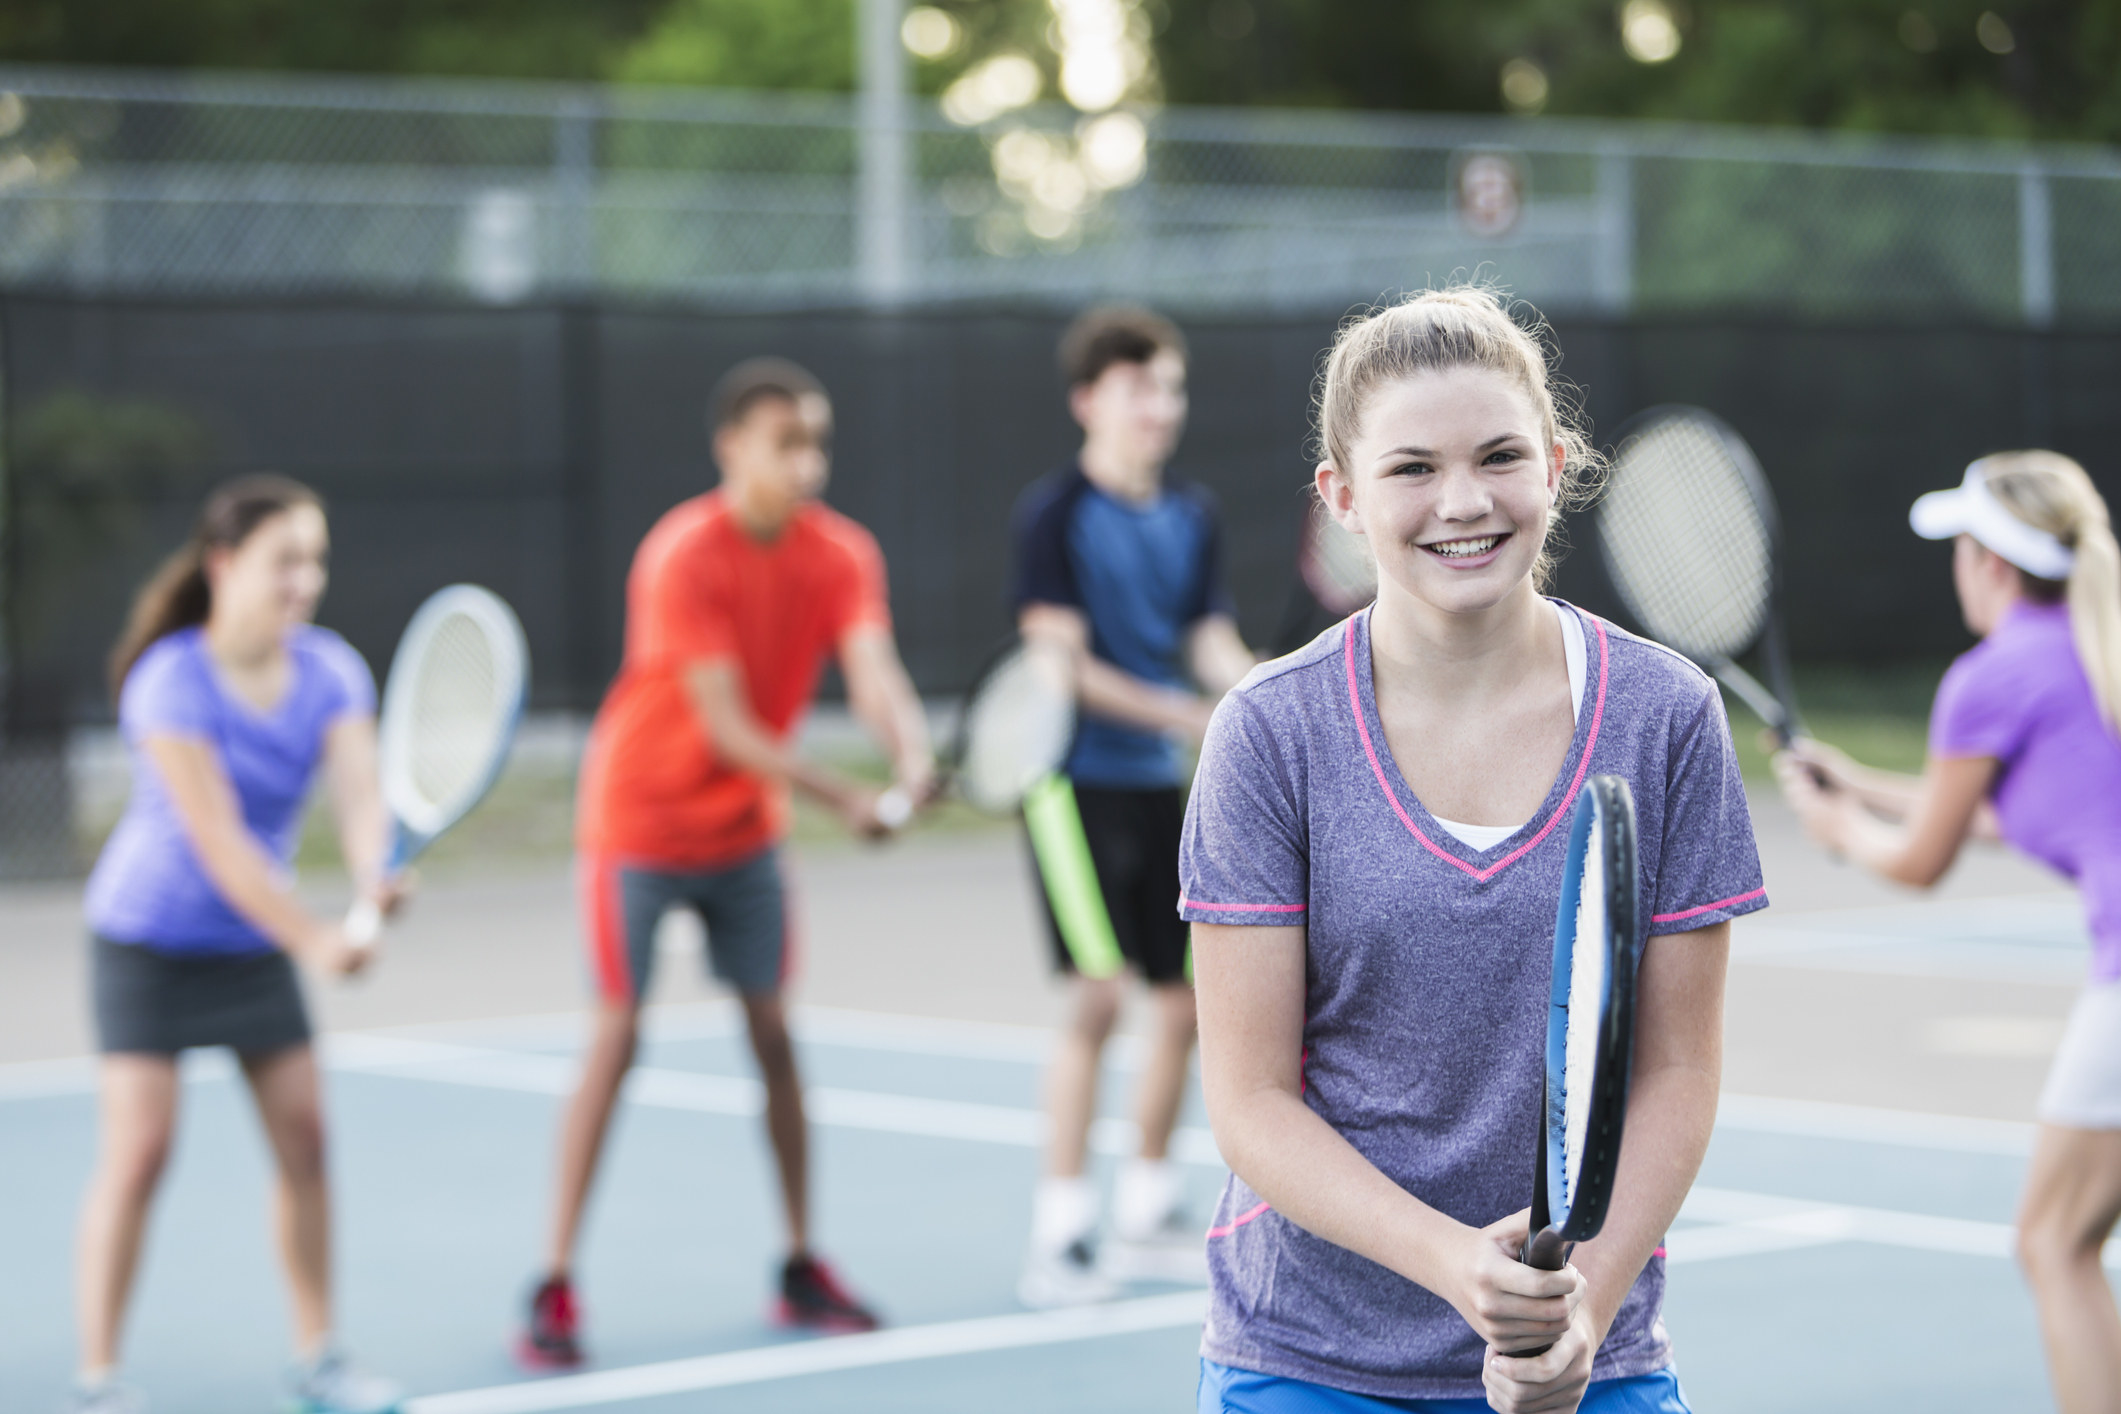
[279,1110,329,1186]
[1071,980,1122,1044]
[103,1126,174,1199]
[744,1006,797,1077]
[1153,985,1199,1040]
[2015,1209,2097,1280]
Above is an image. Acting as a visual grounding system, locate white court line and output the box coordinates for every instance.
[1672,1185,2121,1269]
[400,1290,1210,1414]
[0,1008,2044,1160]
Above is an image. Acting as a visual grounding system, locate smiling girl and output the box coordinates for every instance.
[1182,288,1766,1413]
[74,477,403,1414]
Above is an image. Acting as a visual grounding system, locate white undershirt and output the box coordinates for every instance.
[1429,601,1587,851]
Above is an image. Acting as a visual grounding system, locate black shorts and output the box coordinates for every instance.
[91,934,313,1056]
[1023,779,1191,986]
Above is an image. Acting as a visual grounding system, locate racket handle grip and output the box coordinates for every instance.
[344,897,383,949]
[1505,1225,1570,1360]
[1520,1225,1569,1270]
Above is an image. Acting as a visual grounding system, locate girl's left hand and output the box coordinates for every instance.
[1482,1305,1596,1414]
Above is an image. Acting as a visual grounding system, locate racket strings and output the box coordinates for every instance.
[401,613,506,814]
[1561,813,1608,1210]
[1600,419,1774,659]
[1301,503,1377,615]
[959,648,1074,813]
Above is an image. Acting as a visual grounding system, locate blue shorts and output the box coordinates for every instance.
[1199,1360,1692,1413]
[579,847,789,1002]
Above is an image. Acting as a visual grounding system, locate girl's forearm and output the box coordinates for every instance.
[1214,1085,1469,1294]
[194,827,322,956]
[1569,1063,1720,1338]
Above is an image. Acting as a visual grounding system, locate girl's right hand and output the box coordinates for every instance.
[1440,1210,1585,1355]
[297,922,372,978]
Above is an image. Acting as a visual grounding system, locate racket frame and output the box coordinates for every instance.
[1598,405,1807,745]
[347,584,529,945]
[1522,776,1641,1280]
[937,633,1078,817]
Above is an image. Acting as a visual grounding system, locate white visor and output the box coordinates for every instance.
[1909,461,2076,581]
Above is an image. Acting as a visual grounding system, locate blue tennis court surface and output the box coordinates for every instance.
[0,980,2103,1414]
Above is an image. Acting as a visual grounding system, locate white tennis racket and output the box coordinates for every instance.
[345,584,529,945]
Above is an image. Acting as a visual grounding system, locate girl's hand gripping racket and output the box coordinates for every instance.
[1517,775,1641,1355]
[1596,407,1807,746]
[929,635,1078,817]
[344,584,529,947]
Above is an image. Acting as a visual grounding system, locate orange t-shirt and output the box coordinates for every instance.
[577,492,891,867]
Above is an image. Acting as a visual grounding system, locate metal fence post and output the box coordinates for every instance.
[2018,163,2054,328]
[857,0,911,306]
[1595,145,1634,316]
[554,95,598,296]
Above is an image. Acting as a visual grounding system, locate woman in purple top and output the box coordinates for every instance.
[73,477,405,1414]
[1182,287,1764,1414]
[1778,450,2121,1414]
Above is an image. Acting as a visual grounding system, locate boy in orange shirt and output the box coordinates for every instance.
[522,358,933,1364]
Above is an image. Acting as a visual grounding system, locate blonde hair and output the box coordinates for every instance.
[1314,283,1602,587]
[1979,450,2121,736]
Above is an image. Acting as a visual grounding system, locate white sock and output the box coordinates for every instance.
[76,1366,117,1390]
[1032,1175,1099,1255]
[1113,1158,1183,1240]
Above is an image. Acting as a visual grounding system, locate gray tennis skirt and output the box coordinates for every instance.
[92,934,313,1056]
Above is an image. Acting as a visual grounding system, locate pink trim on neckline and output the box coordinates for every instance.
[1183,898,1307,913]
[1343,609,1609,884]
[1207,1201,1272,1239]
[1651,887,1767,924]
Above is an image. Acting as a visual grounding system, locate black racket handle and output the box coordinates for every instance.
[1510,1226,1570,1359]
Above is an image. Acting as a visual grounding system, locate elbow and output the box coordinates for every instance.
[1883,852,1951,889]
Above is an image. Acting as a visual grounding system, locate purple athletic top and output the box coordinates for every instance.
[85,625,376,957]
[1178,601,1767,1399]
[1931,600,2121,983]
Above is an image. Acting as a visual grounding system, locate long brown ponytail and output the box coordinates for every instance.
[107,475,322,701]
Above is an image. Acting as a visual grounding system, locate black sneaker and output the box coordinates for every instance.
[772,1254,880,1333]
[517,1275,584,1368]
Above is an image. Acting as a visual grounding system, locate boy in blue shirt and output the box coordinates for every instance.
[1011,307,1254,1305]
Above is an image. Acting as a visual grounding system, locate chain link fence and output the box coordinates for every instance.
[1,65,2118,321]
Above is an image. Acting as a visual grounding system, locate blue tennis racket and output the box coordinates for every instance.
[1516,775,1641,1352]
[345,584,529,945]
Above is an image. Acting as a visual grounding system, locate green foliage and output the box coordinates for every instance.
[1155,0,2121,143]
[9,390,210,648]
[610,0,856,91]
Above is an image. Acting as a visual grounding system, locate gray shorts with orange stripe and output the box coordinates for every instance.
[578,847,792,1004]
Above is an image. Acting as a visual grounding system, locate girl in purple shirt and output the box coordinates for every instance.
[1778,450,2121,1414]
[1184,288,1763,1413]
[74,477,405,1414]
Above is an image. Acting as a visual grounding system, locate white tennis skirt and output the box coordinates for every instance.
[2037,980,2121,1130]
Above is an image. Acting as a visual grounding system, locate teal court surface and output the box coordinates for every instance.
[0,827,2111,1413]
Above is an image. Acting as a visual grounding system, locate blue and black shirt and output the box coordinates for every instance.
[1010,464,1233,790]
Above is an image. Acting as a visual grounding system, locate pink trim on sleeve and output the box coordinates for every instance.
[1651,887,1767,924]
[1344,612,1609,883]
[1207,1201,1273,1239]
[1182,899,1306,913]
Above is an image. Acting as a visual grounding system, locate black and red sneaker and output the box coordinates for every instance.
[518,1274,585,1369]
[772,1254,880,1333]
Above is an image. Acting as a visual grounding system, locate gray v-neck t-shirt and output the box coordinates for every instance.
[1178,601,1767,1399]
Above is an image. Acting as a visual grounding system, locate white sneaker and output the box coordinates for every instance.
[69,1376,147,1414]
[1018,1236,1121,1309]
[1101,1211,1210,1285]
[288,1347,402,1414]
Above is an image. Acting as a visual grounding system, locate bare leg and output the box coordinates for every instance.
[2016,1123,2121,1414]
[242,1045,333,1354]
[1044,976,1122,1178]
[742,992,809,1256]
[544,1002,641,1277]
[1132,982,1198,1163]
[75,1055,180,1374]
